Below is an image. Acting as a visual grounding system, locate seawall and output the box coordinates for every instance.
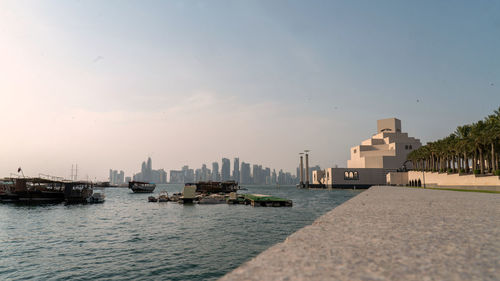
[220,186,500,281]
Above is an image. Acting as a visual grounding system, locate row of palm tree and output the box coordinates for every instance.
[408,107,500,175]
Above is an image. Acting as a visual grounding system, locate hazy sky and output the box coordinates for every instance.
[1,0,499,180]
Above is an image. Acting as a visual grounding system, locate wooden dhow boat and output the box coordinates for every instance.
[129,181,156,193]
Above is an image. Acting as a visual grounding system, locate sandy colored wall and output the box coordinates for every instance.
[403,171,500,187]
[386,172,408,185]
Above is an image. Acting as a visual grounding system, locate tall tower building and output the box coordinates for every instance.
[141,161,147,181]
[241,162,251,184]
[212,162,220,181]
[221,158,230,181]
[233,157,240,183]
[252,164,260,184]
[146,157,152,182]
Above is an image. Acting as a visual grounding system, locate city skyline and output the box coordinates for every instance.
[1,1,499,180]
[109,156,307,185]
[159,156,304,185]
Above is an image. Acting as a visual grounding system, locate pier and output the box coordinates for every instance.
[220,186,499,281]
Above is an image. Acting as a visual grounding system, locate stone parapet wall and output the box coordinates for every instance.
[408,171,500,187]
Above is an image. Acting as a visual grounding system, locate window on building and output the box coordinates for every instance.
[344,170,359,180]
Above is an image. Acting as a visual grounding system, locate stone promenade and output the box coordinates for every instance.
[220,186,499,281]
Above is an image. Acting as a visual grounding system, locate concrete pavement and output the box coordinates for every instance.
[220,186,500,281]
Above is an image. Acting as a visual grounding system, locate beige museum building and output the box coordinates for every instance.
[313,118,421,188]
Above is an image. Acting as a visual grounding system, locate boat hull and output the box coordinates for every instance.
[130,186,155,193]
[14,191,65,204]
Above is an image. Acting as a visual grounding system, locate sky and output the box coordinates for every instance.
[0,0,499,180]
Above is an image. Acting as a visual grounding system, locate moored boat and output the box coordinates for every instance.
[129,181,156,193]
[169,192,181,202]
[64,181,94,204]
[198,194,227,204]
[192,181,239,194]
[158,191,169,202]
[5,178,66,204]
[88,189,105,203]
[1,177,107,205]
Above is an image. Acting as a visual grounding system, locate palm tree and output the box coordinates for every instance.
[407,107,500,175]
[470,121,488,174]
[455,125,472,173]
[485,110,500,172]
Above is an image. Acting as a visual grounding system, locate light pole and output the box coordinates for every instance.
[299,153,304,188]
[422,165,426,188]
[304,150,310,188]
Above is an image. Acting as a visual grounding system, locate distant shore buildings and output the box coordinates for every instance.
[132,157,167,184]
[109,158,298,186]
[311,118,421,188]
[109,169,125,185]
[169,158,298,185]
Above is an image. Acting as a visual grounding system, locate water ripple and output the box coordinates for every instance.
[0,185,361,280]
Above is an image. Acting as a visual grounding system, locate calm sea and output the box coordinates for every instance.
[0,185,361,280]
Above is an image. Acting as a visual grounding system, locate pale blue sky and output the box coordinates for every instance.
[0,0,499,180]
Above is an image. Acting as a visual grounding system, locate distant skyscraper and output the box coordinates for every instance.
[183,165,194,183]
[109,169,125,185]
[132,157,167,183]
[141,161,147,181]
[146,157,152,182]
[195,168,202,181]
[252,164,260,184]
[212,162,220,181]
[118,170,124,184]
[201,164,210,181]
[241,162,251,184]
[264,167,271,185]
[221,158,230,181]
[233,157,240,183]
[169,170,184,183]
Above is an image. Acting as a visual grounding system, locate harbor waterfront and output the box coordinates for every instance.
[0,184,362,281]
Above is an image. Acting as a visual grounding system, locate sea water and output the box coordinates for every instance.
[0,185,361,280]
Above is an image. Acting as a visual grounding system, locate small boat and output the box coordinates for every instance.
[88,189,105,204]
[158,191,169,202]
[169,192,181,202]
[148,196,158,202]
[198,194,226,204]
[129,181,156,193]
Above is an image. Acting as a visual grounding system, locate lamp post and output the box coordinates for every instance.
[422,166,426,188]
[304,150,310,188]
[299,153,304,188]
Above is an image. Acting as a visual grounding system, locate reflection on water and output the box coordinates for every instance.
[0,185,361,280]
